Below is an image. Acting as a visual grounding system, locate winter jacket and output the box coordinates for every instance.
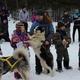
[61,15,72,28]
[19,10,29,23]
[53,29,71,49]
[31,14,36,23]
[0,23,8,35]
[74,18,80,27]
[0,9,9,22]
[10,31,30,49]
[30,20,54,42]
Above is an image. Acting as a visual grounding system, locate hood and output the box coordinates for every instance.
[74,9,79,14]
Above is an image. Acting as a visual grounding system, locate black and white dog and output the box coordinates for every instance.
[25,26,54,77]
[0,48,30,80]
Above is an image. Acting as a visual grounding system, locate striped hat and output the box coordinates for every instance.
[16,22,24,29]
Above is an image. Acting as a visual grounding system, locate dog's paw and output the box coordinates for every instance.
[51,74,54,77]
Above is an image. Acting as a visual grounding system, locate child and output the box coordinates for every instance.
[78,42,80,70]
[10,22,30,79]
[53,21,72,72]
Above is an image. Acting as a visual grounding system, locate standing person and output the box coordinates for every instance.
[72,9,80,42]
[19,6,29,33]
[0,45,2,55]
[30,9,54,75]
[10,22,30,79]
[78,42,80,70]
[0,5,9,23]
[53,21,72,72]
[31,11,36,23]
[61,10,72,37]
[0,19,10,42]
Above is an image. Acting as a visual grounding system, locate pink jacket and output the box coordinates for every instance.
[31,14,36,23]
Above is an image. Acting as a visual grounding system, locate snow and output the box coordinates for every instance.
[0,20,80,80]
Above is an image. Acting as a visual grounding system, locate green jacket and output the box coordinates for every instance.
[52,30,71,49]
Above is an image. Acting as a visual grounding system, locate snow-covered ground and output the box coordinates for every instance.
[0,20,80,80]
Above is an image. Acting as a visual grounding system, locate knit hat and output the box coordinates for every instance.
[1,4,6,8]
[36,9,45,16]
[58,21,65,28]
[64,10,68,13]
[16,22,24,29]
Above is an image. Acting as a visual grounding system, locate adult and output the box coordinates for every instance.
[0,19,10,42]
[31,11,36,23]
[72,9,80,42]
[19,6,29,33]
[0,5,9,23]
[61,10,72,37]
[30,9,54,75]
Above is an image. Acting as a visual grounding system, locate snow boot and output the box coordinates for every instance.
[64,61,72,70]
[56,61,63,73]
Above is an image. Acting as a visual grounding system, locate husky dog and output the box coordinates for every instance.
[0,48,30,80]
[25,26,54,77]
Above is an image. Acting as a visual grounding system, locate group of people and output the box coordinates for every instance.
[0,4,80,79]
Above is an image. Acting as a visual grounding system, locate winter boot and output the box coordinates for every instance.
[14,72,22,79]
[64,61,72,70]
[56,61,63,73]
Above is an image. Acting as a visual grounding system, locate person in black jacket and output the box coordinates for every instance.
[30,9,54,75]
[61,10,72,37]
[0,19,10,42]
[0,5,9,23]
[72,9,80,42]
[72,15,80,42]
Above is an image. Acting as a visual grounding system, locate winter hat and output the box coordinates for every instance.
[75,9,79,12]
[36,9,45,16]
[1,4,6,8]
[64,10,68,13]
[16,22,24,30]
[58,21,65,28]
[12,34,20,43]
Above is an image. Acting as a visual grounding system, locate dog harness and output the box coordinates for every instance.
[0,56,23,69]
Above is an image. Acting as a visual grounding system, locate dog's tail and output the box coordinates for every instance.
[13,48,29,61]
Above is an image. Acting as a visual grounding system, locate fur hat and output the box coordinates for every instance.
[58,21,65,28]
[36,9,45,16]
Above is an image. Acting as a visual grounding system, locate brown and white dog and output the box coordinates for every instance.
[25,26,54,77]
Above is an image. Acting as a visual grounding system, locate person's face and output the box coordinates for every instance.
[60,26,65,30]
[21,26,25,32]
[22,8,26,11]
[64,12,68,15]
[3,20,7,23]
[36,15,43,21]
[2,7,5,10]
[76,11,79,14]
